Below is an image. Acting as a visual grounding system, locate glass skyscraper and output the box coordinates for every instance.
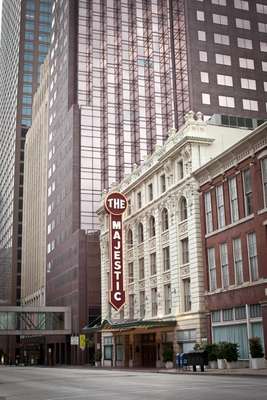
[0,0,51,305]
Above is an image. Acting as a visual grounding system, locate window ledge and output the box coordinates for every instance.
[205,214,255,238]
[258,208,267,215]
[206,278,267,295]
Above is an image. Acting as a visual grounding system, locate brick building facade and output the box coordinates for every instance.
[194,122,267,359]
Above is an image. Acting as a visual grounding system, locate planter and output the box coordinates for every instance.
[226,361,240,369]
[251,358,265,370]
[209,360,218,369]
[165,361,174,369]
[217,359,226,369]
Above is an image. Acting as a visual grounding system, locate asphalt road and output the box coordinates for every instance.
[0,367,267,400]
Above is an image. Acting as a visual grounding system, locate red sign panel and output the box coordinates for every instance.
[105,192,127,311]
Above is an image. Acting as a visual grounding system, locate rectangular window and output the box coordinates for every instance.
[229,177,239,222]
[234,0,249,10]
[129,294,134,319]
[260,42,267,52]
[240,78,256,90]
[237,37,252,49]
[214,33,230,45]
[198,30,206,41]
[243,168,253,215]
[218,96,235,108]
[264,82,267,92]
[148,183,153,201]
[137,191,142,208]
[223,308,233,321]
[181,238,189,264]
[128,262,134,284]
[235,18,251,30]
[242,99,258,111]
[151,287,158,317]
[160,174,166,193]
[139,258,145,280]
[212,0,226,5]
[163,246,170,271]
[208,248,217,291]
[202,93,210,104]
[235,306,246,320]
[204,192,213,233]
[183,278,191,312]
[217,74,233,86]
[220,243,229,288]
[212,310,221,322]
[261,158,267,207]
[164,284,171,315]
[104,337,113,360]
[258,22,267,33]
[249,304,261,318]
[139,291,145,318]
[215,53,231,66]
[177,160,184,180]
[197,10,205,21]
[200,72,209,83]
[216,185,225,228]
[150,252,157,276]
[199,51,208,62]
[263,62,267,72]
[256,3,267,14]
[213,14,228,25]
[247,232,259,281]
[239,57,254,69]
[233,238,243,285]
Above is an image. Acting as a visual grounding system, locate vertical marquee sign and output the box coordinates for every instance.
[105,192,127,311]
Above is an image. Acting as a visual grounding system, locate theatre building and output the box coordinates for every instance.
[194,122,267,360]
[96,111,250,368]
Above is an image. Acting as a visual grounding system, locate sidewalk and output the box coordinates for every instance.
[157,367,267,378]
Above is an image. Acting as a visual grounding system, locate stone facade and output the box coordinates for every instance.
[21,58,49,306]
[97,112,251,368]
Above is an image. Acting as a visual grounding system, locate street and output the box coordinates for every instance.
[0,367,267,400]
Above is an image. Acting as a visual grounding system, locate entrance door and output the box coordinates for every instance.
[142,344,156,367]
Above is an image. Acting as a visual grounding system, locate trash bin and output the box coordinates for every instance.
[180,352,188,369]
[176,353,180,368]
[186,350,208,372]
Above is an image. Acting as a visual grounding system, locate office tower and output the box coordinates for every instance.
[186,0,267,127]
[46,0,267,363]
[0,0,51,307]
[21,58,49,307]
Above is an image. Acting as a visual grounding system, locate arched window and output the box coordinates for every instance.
[138,223,144,244]
[180,197,187,221]
[149,215,156,238]
[127,229,133,248]
[161,208,169,232]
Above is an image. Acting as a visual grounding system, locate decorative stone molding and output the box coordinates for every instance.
[128,284,134,294]
[180,264,190,277]
[149,237,156,250]
[127,248,134,259]
[150,277,157,287]
[179,221,188,236]
[163,271,171,283]
[139,280,145,289]
[161,230,169,244]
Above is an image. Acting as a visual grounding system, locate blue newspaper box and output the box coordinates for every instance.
[180,353,188,368]
[176,353,180,368]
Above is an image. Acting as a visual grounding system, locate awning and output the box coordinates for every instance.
[83,319,176,333]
